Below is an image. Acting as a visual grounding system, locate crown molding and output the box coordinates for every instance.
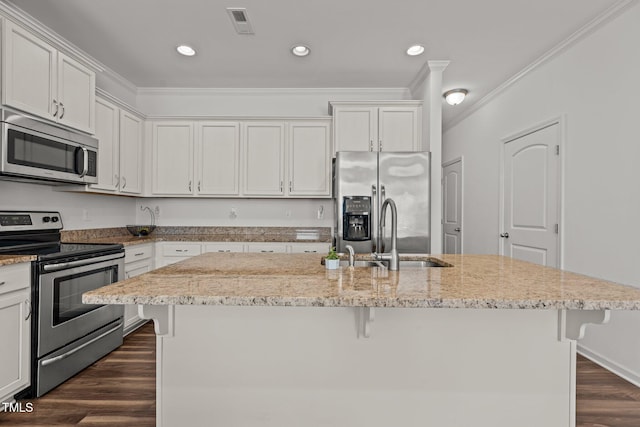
[137,87,411,97]
[443,0,639,131]
[96,87,145,118]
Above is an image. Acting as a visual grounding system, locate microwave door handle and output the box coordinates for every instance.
[77,146,88,178]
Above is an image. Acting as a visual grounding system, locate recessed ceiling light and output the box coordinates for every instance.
[177,45,196,56]
[443,89,468,106]
[291,45,310,57]
[406,44,425,56]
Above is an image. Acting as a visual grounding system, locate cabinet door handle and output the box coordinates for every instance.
[303,250,317,253]
[260,250,274,253]
[115,174,119,187]
[122,176,127,189]
[60,103,65,119]
[198,181,201,192]
[217,249,231,252]
[25,299,32,321]
[52,100,59,117]
[0,281,6,286]
[175,249,186,252]
[289,181,292,192]
[134,252,145,256]
[280,181,283,192]
[379,140,382,151]
[189,181,192,192]
[369,140,373,151]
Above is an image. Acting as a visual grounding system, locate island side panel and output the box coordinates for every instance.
[157,306,573,427]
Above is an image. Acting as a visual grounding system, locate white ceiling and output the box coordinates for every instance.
[7,0,621,124]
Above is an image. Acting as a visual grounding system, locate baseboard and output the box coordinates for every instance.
[124,318,149,336]
[577,344,640,387]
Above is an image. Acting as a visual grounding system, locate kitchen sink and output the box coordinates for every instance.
[338,259,449,268]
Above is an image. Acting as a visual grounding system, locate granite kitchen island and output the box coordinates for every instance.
[84,253,640,427]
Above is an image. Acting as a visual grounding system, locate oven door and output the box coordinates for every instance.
[37,252,124,357]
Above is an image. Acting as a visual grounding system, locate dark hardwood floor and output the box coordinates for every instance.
[1,322,639,426]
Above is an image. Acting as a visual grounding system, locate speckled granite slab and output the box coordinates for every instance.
[62,226,331,245]
[83,253,640,310]
[0,254,35,266]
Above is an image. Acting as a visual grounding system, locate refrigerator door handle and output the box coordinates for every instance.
[372,184,378,252]
[381,185,386,201]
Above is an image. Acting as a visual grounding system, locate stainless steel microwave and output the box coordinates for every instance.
[0,109,98,185]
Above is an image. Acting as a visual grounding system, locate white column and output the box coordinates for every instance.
[422,60,449,254]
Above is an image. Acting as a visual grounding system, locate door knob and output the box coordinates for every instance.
[454,227,461,232]
[500,232,509,238]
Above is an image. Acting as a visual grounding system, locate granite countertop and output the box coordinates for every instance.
[83,253,640,310]
[0,254,36,267]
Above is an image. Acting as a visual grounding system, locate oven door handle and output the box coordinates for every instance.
[40,321,123,367]
[42,252,124,272]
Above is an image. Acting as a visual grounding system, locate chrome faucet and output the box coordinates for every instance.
[375,198,399,270]
[345,245,355,267]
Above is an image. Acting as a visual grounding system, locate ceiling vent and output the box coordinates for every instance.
[226,8,254,35]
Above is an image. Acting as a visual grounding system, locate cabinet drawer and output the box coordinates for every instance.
[124,244,154,263]
[162,243,202,257]
[288,243,329,254]
[125,262,152,279]
[0,263,31,296]
[245,243,288,253]
[203,242,245,253]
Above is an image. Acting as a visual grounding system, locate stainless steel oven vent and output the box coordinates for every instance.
[226,8,254,34]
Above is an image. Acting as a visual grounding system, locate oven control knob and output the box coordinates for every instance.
[42,216,51,223]
[51,216,59,223]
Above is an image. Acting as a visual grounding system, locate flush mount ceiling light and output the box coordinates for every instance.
[291,45,310,57]
[176,45,196,56]
[406,44,425,56]
[443,89,468,106]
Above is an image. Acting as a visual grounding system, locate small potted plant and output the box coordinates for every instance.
[325,247,340,270]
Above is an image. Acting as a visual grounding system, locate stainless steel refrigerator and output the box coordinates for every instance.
[334,151,431,254]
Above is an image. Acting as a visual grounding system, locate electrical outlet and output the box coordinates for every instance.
[285,209,292,218]
[154,206,161,217]
[230,207,237,219]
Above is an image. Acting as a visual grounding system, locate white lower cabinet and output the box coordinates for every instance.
[123,244,154,335]
[203,242,246,253]
[245,243,288,253]
[156,241,328,265]
[158,243,202,267]
[0,263,31,405]
[288,243,330,254]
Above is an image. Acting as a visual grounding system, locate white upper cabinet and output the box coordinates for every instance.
[198,122,240,196]
[119,110,144,194]
[288,121,331,197]
[242,122,286,196]
[152,122,194,195]
[330,102,422,153]
[2,21,95,134]
[91,96,144,195]
[92,97,120,192]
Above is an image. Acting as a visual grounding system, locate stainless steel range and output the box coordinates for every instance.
[0,211,124,397]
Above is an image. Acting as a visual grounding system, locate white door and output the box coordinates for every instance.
[378,107,420,152]
[502,123,560,267]
[288,121,331,196]
[93,97,120,192]
[197,122,240,196]
[443,159,463,254]
[243,122,285,196]
[119,110,143,194]
[152,122,194,195]
[332,106,377,152]
[2,21,56,121]
[57,53,95,133]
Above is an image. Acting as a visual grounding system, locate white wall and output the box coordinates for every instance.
[136,198,333,228]
[442,4,640,383]
[0,180,136,229]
